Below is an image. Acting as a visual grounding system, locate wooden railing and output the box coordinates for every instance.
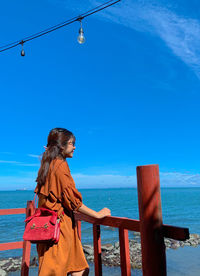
[0,201,35,276]
[0,165,190,276]
[74,213,189,275]
[75,165,189,276]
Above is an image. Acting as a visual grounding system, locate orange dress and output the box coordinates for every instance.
[34,159,89,276]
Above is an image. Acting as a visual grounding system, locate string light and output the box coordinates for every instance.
[20,41,25,56]
[77,19,85,44]
[0,0,121,56]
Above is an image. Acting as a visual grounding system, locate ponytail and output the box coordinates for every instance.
[36,128,75,192]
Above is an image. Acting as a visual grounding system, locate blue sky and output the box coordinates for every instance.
[0,0,200,190]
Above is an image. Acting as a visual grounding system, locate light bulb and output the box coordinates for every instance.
[21,49,25,56]
[77,27,85,44]
[77,19,85,44]
[20,41,25,57]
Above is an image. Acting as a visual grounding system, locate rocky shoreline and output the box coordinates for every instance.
[84,233,200,269]
[0,234,199,275]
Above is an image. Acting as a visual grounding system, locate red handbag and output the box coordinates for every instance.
[23,207,61,244]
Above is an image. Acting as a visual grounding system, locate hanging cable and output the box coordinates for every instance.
[0,0,121,54]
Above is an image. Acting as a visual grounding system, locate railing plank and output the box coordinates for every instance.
[119,228,131,276]
[0,208,26,215]
[163,225,189,241]
[74,213,189,241]
[75,213,140,232]
[93,225,102,276]
[0,241,23,251]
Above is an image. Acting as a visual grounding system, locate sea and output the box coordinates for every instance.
[0,188,200,276]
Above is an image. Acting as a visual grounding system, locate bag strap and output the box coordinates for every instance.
[25,207,58,224]
[33,194,38,209]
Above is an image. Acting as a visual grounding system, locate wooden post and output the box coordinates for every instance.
[93,224,102,276]
[137,165,166,276]
[21,201,35,276]
[119,228,131,276]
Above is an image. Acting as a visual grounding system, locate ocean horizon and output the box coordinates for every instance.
[1,186,200,191]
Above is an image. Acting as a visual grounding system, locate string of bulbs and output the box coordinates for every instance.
[0,0,121,56]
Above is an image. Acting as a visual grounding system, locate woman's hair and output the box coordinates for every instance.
[36,128,75,191]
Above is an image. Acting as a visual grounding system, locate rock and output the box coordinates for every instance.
[113,248,120,255]
[189,240,198,246]
[179,241,185,247]
[190,234,200,239]
[1,259,13,271]
[114,241,119,248]
[184,242,191,246]
[164,235,200,249]
[83,245,93,255]
[0,260,8,266]
[164,238,171,246]
[0,268,6,276]
[106,254,116,259]
[86,255,94,261]
[187,234,200,247]
[170,241,180,249]
[101,244,114,251]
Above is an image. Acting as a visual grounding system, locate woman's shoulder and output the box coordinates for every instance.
[50,159,70,175]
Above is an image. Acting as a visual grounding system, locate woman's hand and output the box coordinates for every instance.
[97,208,111,219]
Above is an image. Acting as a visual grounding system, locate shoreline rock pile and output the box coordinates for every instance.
[0,233,199,275]
[83,233,200,269]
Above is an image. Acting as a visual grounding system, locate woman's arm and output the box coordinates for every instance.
[78,203,111,219]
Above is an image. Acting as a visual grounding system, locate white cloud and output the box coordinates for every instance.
[73,171,200,189]
[61,0,200,77]
[27,154,40,158]
[0,160,20,164]
[102,1,200,77]
[0,160,39,167]
[20,163,40,167]
[160,172,200,187]
[0,169,199,190]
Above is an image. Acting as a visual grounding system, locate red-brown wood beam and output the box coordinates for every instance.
[163,224,189,241]
[0,208,26,215]
[21,201,35,276]
[93,224,102,276]
[119,228,131,276]
[74,213,189,241]
[74,213,140,232]
[0,241,23,251]
[137,165,166,276]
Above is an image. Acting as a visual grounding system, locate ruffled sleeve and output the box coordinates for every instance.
[61,174,83,211]
[55,162,83,211]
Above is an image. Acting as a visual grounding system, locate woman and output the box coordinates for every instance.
[34,128,111,276]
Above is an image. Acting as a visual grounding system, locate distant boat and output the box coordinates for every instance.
[16,188,27,191]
